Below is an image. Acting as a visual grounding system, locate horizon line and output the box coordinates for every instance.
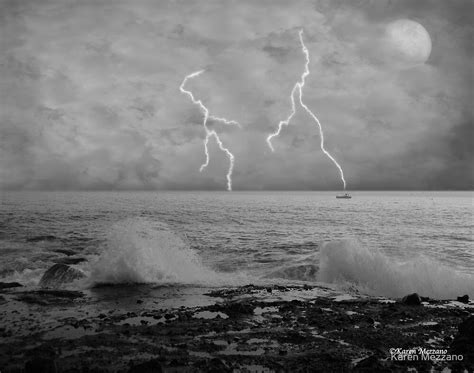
[1,189,473,192]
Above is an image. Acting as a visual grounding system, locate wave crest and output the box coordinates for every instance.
[317,239,474,299]
[88,218,224,286]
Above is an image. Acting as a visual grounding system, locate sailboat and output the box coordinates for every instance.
[336,192,352,199]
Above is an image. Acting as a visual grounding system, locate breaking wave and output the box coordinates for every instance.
[86,218,243,287]
[317,239,474,299]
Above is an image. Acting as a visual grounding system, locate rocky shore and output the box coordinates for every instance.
[0,283,473,372]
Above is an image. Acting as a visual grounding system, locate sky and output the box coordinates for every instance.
[0,0,472,190]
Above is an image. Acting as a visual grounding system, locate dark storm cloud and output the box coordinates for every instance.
[430,119,474,189]
[0,0,472,190]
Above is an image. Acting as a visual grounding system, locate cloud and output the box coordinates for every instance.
[0,0,472,190]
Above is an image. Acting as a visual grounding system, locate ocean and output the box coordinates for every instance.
[1,191,473,299]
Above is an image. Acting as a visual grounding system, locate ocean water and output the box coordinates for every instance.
[0,191,473,299]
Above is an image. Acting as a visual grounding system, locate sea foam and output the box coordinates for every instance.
[317,239,474,299]
[87,218,240,287]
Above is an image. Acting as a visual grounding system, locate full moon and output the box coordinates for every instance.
[385,19,432,64]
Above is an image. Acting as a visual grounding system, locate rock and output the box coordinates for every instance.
[39,264,86,288]
[210,301,254,316]
[201,358,230,373]
[24,357,57,373]
[353,355,390,372]
[450,316,474,368]
[128,358,163,373]
[401,293,422,306]
[16,290,84,305]
[457,294,469,304]
[38,290,83,298]
[458,316,474,338]
[0,282,23,290]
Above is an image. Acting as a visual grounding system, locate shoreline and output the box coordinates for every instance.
[1,283,473,372]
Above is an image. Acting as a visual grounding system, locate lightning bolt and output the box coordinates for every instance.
[267,30,347,190]
[180,70,240,191]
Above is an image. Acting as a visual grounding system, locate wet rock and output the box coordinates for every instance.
[280,330,307,344]
[197,358,230,373]
[128,358,163,373]
[24,357,57,373]
[401,293,422,306]
[210,301,254,316]
[205,284,259,298]
[16,290,84,305]
[444,335,454,343]
[0,281,23,290]
[457,294,469,304]
[458,316,474,337]
[451,315,474,367]
[2,283,472,372]
[449,316,474,372]
[366,316,375,324]
[36,290,83,298]
[353,355,390,372]
[39,263,86,288]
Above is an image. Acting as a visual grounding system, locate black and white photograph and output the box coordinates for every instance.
[0,0,473,372]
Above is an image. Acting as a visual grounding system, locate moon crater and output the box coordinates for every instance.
[385,19,432,65]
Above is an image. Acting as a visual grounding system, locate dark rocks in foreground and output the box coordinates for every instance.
[450,315,474,366]
[401,292,422,306]
[15,289,84,305]
[128,358,163,373]
[208,300,255,316]
[25,357,57,373]
[0,285,472,372]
